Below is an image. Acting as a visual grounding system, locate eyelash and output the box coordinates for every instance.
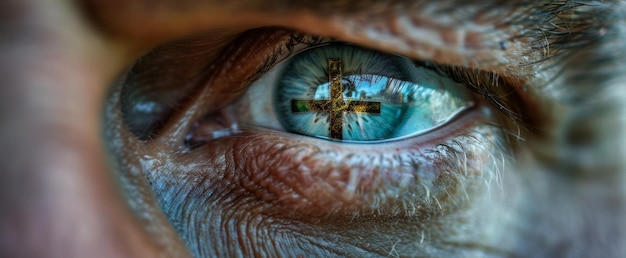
[238,30,530,144]
[247,31,331,83]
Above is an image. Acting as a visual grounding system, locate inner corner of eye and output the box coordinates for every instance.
[220,43,478,144]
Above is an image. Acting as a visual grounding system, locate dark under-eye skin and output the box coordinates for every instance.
[98,1,626,257]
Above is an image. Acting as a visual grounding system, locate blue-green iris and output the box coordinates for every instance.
[274,44,471,142]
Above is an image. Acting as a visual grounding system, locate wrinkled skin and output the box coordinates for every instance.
[1,0,626,257]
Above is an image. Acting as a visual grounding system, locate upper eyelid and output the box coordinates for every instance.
[91,0,522,68]
[92,0,607,78]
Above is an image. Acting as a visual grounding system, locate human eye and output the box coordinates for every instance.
[110,26,534,256]
[232,43,474,142]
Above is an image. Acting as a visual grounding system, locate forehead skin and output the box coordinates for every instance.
[1,0,625,257]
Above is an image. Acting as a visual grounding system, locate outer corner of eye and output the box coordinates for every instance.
[232,43,478,143]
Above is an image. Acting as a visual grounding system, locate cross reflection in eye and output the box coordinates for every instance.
[238,43,475,142]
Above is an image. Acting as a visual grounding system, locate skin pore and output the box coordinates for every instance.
[1,0,626,257]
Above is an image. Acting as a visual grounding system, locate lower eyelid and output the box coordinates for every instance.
[184,104,493,217]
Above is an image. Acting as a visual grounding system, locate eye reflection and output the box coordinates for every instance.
[238,43,474,142]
